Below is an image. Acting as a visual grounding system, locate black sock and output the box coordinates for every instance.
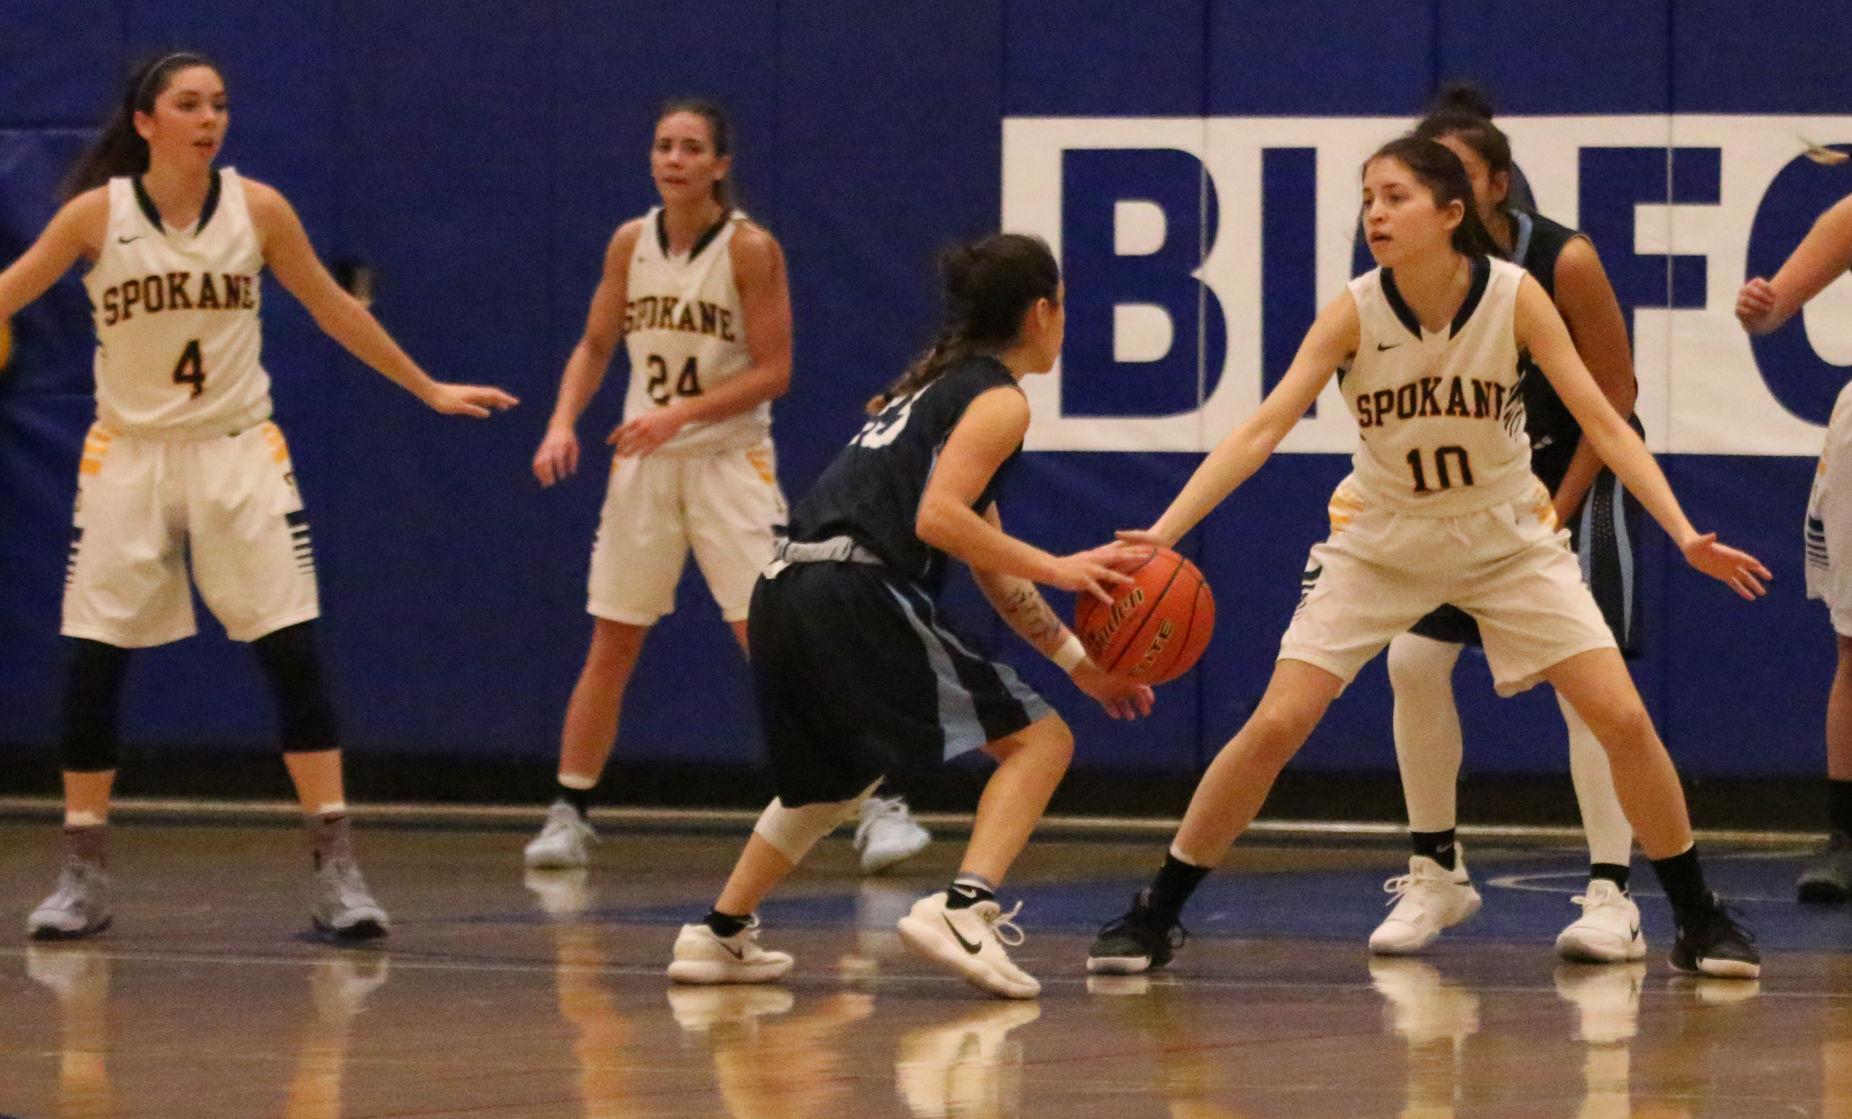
[1145,851,1210,922]
[555,782,592,818]
[1411,829,1458,871]
[1649,847,1713,926]
[1830,780,1852,837]
[1589,862,1631,892]
[946,873,996,910]
[704,909,751,938]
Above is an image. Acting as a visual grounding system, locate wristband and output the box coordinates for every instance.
[1050,633,1087,674]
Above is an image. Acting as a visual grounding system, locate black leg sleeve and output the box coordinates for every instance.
[60,639,130,773]
[252,621,341,754]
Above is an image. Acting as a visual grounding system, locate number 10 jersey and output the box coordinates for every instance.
[1340,256,1534,517]
[84,168,271,439]
[621,206,764,455]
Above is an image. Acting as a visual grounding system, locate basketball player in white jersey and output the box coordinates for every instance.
[1370,85,1648,964]
[0,53,516,941]
[1088,135,1767,980]
[1737,189,1852,901]
[522,99,929,876]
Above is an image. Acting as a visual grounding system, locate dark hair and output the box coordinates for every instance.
[867,233,1061,414]
[657,97,734,208]
[63,51,222,201]
[1362,136,1499,259]
[1413,81,1515,182]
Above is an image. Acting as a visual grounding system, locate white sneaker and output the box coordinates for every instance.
[855,796,931,874]
[666,917,794,985]
[896,891,1040,999]
[1555,879,1647,963]
[1368,852,1482,955]
[27,856,112,941]
[524,801,596,869]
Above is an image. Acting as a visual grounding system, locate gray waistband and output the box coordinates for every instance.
[773,536,883,565]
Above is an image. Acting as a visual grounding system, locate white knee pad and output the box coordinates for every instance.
[752,779,880,862]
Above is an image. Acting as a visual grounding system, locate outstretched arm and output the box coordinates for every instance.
[248,179,516,417]
[612,224,792,456]
[1737,192,1852,335]
[1139,290,1357,547]
[0,189,106,322]
[1518,274,1769,599]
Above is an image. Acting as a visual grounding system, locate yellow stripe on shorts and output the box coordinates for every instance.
[78,424,118,476]
[1327,480,1365,533]
[262,421,291,465]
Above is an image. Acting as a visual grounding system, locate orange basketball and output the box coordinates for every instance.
[1073,546,1215,685]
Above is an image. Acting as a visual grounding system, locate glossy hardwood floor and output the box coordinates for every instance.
[2,818,1847,1117]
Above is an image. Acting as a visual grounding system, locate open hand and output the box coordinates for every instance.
[425,382,518,417]
[1044,547,1135,605]
[1681,532,1771,600]
[610,408,687,457]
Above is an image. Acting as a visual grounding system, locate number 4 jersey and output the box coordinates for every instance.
[1339,255,1535,517]
[85,168,272,438]
[621,206,765,455]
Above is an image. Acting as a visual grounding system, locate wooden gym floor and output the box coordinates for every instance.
[2,814,1849,1118]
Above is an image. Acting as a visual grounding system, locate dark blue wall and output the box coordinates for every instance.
[2,2,1846,783]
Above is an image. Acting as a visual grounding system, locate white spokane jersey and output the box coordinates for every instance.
[84,168,271,438]
[621,207,765,455]
[1340,256,1533,517]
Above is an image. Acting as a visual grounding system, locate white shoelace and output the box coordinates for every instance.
[980,900,1027,948]
[1380,867,1450,908]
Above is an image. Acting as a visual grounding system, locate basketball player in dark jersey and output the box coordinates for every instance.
[664,233,1153,999]
[1369,85,1651,964]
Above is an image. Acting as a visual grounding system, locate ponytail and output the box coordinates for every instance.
[866,234,1060,415]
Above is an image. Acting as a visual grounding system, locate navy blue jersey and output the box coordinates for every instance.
[1508,209,1641,490]
[789,355,1022,592]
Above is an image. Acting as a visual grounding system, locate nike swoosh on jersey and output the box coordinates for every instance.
[943,915,985,955]
[118,236,142,244]
[1376,341,1400,350]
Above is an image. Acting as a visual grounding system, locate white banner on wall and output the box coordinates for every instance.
[1003,115,1852,456]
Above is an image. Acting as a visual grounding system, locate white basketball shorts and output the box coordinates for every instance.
[62,421,319,647]
[587,438,787,625]
[1805,380,1852,636]
[1279,475,1616,695]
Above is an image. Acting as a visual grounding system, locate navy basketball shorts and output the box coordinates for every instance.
[747,561,1052,807]
[1407,468,1642,657]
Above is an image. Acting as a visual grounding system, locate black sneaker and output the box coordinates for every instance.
[1797,831,1852,903]
[1668,898,1759,979]
[1086,890,1187,975]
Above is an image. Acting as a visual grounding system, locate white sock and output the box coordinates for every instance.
[1559,692,1635,868]
[1387,633,1466,833]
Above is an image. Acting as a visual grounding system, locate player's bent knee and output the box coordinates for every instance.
[1386,634,1459,691]
[1587,702,1655,757]
[752,781,875,863]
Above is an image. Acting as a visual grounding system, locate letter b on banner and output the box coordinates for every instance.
[1060,148,1224,418]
